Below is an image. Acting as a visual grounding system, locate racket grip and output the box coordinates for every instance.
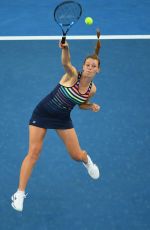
[61,36,66,44]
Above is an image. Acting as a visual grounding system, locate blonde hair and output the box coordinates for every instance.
[84,29,101,67]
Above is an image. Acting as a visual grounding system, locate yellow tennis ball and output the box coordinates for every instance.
[85,17,93,25]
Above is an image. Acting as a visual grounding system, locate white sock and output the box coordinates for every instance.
[17,189,25,194]
[86,155,93,165]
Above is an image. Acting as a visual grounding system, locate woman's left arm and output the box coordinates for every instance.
[79,85,101,112]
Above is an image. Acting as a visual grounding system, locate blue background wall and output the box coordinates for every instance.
[0,0,150,35]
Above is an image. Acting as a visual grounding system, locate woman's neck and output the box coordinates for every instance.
[80,72,93,87]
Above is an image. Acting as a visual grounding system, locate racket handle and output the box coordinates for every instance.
[61,36,66,44]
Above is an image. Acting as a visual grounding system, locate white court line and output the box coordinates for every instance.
[0,35,150,40]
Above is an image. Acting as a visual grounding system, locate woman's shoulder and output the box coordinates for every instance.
[59,71,79,87]
[90,82,97,96]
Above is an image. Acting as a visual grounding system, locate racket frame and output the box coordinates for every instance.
[54,1,82,43]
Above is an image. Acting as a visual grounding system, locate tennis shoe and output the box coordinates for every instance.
[83,155,100,179]
[11,191,27,212]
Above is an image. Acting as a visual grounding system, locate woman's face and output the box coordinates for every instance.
[83,58,100,77]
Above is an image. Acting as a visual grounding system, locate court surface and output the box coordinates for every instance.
[0,1,150,230]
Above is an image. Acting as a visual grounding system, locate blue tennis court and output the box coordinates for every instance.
[0,1,150,230]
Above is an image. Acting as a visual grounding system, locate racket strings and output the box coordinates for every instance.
[55,2,82,26]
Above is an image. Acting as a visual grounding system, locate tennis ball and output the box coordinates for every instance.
[85,17,93,25]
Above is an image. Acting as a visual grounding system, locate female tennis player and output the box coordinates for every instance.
[11,33,101,212]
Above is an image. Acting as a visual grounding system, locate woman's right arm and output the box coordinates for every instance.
[60,41,77,77]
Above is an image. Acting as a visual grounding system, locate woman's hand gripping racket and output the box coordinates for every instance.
[54,1,82,44]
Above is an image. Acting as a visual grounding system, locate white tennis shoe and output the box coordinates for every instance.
[11,190,27,212]
[83,155,100,179]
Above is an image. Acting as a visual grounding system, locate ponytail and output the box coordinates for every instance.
[94,29,101,56]
[84,29,101,67]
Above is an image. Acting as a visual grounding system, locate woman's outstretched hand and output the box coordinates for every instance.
[91,103,101,112]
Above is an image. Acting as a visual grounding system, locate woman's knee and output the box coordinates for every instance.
[27,144,42,163]
[70,149,87,161]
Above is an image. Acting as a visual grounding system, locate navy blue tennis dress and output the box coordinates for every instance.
[29,73,92,129]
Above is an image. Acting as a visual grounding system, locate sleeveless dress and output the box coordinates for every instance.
[29,73,92,129]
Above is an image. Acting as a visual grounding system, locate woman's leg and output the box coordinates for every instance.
[18,125,47,191]
[11,125,47,211]
[56,128,88,163]
[56,128,100,180]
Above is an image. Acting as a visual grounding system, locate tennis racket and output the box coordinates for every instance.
[54,1,82,44]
